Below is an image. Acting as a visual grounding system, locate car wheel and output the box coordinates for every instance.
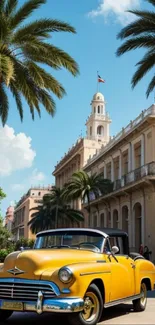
[133,282,147,312]
[68,283,103,325]
[0,310,13,321]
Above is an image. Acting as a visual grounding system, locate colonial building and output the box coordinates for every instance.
[12,186,52,241]
[5,206,14,233]
[83,101,155,262]
[53,92,111,209]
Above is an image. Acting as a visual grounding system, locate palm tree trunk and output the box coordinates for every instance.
[87,193,91,227]
[55,205,58,229]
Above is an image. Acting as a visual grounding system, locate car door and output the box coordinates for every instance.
[105,236,136,302]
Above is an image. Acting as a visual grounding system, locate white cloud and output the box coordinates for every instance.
[11,184,26,191]
[0,125,36,176]
[30,168,46,183]
[88,0,141,26]
[10,169,46,192]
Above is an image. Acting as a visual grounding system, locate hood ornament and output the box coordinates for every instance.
[7,266,26,276]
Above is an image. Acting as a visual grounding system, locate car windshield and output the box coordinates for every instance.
[34,230,105,253]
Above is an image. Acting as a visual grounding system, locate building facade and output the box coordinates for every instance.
[53,92,111,209]
[83,102,155,262]
[12,186,52,241]
[5,206,14,233]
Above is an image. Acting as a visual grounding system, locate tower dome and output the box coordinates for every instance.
[93,92,104,101]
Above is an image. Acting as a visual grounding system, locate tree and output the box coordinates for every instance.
[116,0,155,98]
[28,186,84,234]
[63,170,113,217]
[0,0,79,125]
[0,188,6,202]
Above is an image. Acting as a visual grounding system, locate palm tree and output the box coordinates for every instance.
[63,170,113,216]
[116,0,155,97]
[28,186,84,234]
[0,0,79,125]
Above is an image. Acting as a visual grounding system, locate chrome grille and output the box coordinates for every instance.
[0,281,56,301]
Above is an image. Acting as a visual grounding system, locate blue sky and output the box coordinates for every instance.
[0,0,154,215]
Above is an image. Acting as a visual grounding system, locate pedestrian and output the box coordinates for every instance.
[143,245,152,260]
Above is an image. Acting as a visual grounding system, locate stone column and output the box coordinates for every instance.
[119,153,122,179]
[104,163,107,178]
[111,158,114,182]
[128,144,132,172]
[141,134,145,166]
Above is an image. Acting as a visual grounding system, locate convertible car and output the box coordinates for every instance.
[0,227,155,325]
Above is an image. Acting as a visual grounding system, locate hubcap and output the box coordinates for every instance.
[81,292,99,322]
[140,283,147,307]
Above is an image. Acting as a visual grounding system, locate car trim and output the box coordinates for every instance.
[80,271,111,276]
[104,293,143,308]
[36,228,108,238]
[0,278,60,296]
[0,297,84,314]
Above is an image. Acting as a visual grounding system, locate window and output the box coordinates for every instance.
[98,106,100,114]
[109,236,125,254]
[97,125,104,136]
[38,192,41,196]
[90,126,92,136]
[94,107,96,114]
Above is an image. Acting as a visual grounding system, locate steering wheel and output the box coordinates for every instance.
[78,243,100,252]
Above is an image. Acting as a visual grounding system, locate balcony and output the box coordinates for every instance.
[84,162,155,205]
[118,161,155,189]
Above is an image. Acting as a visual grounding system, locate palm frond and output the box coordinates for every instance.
[0,83,9,126]
[128,10,155,22]
[5,0,18,16]
[25,61,66,98]
[11,0,46,29]
[13,19,76,41]
[147,0,155,6]
[116,35,155,56]
[146,75,155,97]
[0,0,6,11]
[131,50,155,88]
[21,42,79,76]
[0,54,14,86]
[117,19,155,39]
[10,83,23,121]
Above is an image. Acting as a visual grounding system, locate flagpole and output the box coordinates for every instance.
[97,70,99,92]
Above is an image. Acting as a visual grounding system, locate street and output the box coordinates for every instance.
[2,291,155,325]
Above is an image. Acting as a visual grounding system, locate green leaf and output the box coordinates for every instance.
[146,75,155,97]
[11,0,46,29]
[0,83,9,126]
[131,50,155,88]
[5,0,18,16]
[116,35,155,56]
[10,83,23,121]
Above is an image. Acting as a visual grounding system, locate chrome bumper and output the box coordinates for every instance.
[0,297,84,314]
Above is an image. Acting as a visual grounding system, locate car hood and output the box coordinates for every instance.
[0,249,101,279]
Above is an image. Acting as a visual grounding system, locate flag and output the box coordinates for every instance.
[98,75,105,83]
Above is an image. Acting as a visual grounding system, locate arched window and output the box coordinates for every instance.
[94,107,96,114]
[97,125,104,136]
[90,126,92,136]
[98,106,100,114]
[97,96,100,100]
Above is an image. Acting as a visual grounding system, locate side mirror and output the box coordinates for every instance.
[111,246,119,254]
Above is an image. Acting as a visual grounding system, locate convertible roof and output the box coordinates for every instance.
[37,227,128,237]
[95,227,128,237]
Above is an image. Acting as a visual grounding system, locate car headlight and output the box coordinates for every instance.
[58,267,73,283]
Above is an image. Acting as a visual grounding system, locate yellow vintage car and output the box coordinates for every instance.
[0,228,155,325]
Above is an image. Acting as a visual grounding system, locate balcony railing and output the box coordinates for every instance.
[119,161,155,189]
[86,162,155,204]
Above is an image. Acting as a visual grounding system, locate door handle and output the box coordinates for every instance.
[131,263,136,269]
